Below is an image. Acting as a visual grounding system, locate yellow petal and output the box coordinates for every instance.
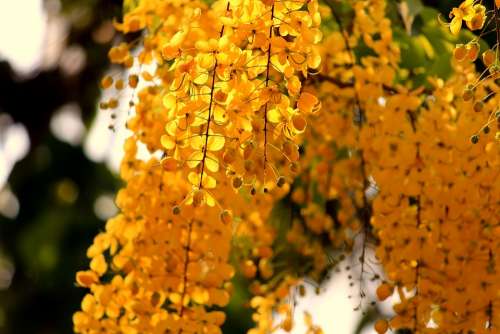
[191,109,208,127]
[198,53,215,69]
[267,108,283,123]
[450,17,462,35]
[163,94,177,110]
[218,35,230,51]
[306,48,322,69]
[208,134,225,151]
[76,270,99,287]
[202,175,217,189]
[187,151,204,168]
[188,172,200,185]
[169,293,182,305]
[90,254,107,276]
[161,157,177,171]
[190,135,204,150]
[191,286,209,304]
[193,71,209,85]
[291,114,307,133]
[287,76,301,96]
[205,191,216,206]
[213,105,228,124]
[170,30,187,47]
[165,121,179,136]
[205,153,220,172]
[297,92,321,114]
[161,135,176,150]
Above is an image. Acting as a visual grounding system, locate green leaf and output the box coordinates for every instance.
[394,28,427,69]
[353,308,381,334]
[398,0,424,34]
[123,0,140,14]
[406,0,424,16]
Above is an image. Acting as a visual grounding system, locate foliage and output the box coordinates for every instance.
[0,1,121,333]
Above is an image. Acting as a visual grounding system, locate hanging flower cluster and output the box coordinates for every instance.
[158,0,322,208]
[449,0,500,144]
[75,0,322,332]
[290,0,500,332]
[74,0,500,333]
[73,140,234,334]
[370,69,500,333]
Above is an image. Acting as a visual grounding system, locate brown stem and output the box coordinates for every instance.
[413,195,422,332]
[179,219,194,317]
[262,3,275,183]
[198,3,230,189]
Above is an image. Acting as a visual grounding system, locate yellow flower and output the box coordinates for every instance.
[465,4,486,31]
[448,0,475,35]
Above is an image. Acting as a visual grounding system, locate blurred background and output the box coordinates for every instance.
[0,0,458,333]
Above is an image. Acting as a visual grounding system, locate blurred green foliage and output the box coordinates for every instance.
[0,0,122,331]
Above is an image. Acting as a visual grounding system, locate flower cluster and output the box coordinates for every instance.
[158,0,322,209]
[74,139,234,334]
[75,0,500,333]
[75,0,322,332]
[370,70,500,333]
[448,0,486,35]
[450,1,500,144]
[298,1,500,332]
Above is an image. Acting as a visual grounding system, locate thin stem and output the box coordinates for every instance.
[179,219,194,317]
[198,3,230,189]
[413,195,422,332]
[262,3,276,185]
[494,2,500,54]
